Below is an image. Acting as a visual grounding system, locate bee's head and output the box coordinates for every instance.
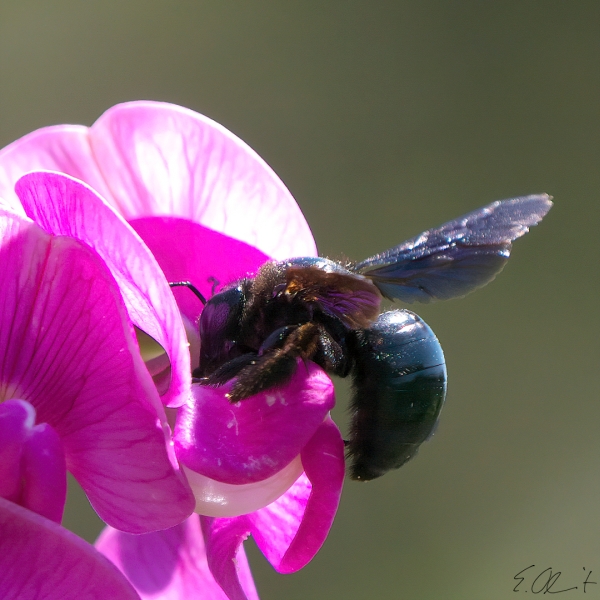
[196,284,246,377]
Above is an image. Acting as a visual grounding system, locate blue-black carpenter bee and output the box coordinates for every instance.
[179,195,552,480]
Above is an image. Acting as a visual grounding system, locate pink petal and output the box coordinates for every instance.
[0,102,317,260]
[174,362,335,484]
[15,171,190,407]
[0,125,114,215]
[0,399,66,523]
[131,217,270,325]
[21,422,67,523]
[201,418,344,588]
[0,213,193,532]
[0,497,140,600]
[200,515,257,600]
[96,516,258,600]
[249,417,345,573]
[89,101,317,259]
[0,399,35,501]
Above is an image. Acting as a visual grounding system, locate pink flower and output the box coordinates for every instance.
[0,102,346,599]
[0,209,194,598]
[0,209,193,531]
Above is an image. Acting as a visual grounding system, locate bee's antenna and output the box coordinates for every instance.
[207,275,220,296]
[169,281,207,305]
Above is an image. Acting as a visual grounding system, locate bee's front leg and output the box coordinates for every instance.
[227,322,322,402]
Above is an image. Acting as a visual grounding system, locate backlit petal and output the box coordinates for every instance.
[0,125,113,215]
[89,101,316,259]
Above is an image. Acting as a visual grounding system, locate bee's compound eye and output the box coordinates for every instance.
[197,286,246,377]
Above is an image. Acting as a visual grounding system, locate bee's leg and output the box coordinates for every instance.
[258,325,298,355]
[259,322,351,376]
[227,322,321,402]
[200,353,259,386]
[312,328,351,377]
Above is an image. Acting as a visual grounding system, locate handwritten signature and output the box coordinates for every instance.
[514,566,597,594]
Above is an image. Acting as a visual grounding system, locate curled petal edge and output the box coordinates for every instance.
[202,415,345,597]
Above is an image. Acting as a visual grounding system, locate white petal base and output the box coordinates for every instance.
[184,455,303,517]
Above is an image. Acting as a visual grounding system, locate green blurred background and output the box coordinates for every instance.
[1,2,598,598]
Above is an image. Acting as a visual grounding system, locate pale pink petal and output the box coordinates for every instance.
[96,517,258,600]
[89,101,317,259]
[0,125,115,215]
[249,417,345,573]
[131,217,269,325]
[15,171,190,407]
[174,362,335,484]
[0,102,316,260]
[0,213,194,532]
[0,497,140,600]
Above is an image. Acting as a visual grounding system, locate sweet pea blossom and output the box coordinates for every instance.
[0,208,193,530]
[0,209,196,598]
[0,102,346,599]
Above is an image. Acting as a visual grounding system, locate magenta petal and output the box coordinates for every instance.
[21,422,67,523]
[0,125,115,215]
[131,217,270,325]
[200,515,258,600]
[174,362,335,484]
[200,418,344,589]
[0,213,193,532]
[249,417,345,573]
[0,399,34,501]
[89,101,317,260]
[96,517,258,600]
[15,171,190,407]
[0,498,140,600]
[0,400,66,522]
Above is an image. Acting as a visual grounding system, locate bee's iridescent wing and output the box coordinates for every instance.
[352,195,552,303]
